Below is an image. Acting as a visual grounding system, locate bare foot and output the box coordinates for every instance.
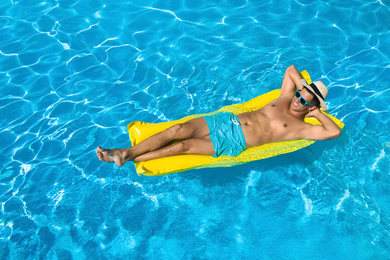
[96,146,128,167]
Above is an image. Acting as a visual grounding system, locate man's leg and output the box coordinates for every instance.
[96,117,210,166]
[134,137,215,161]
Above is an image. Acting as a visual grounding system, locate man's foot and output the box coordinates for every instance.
[96,146,128,167]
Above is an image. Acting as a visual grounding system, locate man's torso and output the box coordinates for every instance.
[237,96,310,148]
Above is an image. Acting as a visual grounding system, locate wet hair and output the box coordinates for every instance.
[304,87,321,108]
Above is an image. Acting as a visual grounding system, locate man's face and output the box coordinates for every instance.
[290,88,315,112]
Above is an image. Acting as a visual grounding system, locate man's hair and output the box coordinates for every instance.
[304,87,321,108]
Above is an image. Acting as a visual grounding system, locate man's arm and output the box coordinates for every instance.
[280,65,304,98]
[302,108,341,140]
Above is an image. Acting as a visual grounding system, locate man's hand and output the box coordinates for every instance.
[305,107,321,118]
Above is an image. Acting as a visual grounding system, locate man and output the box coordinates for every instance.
[96,65,341,166]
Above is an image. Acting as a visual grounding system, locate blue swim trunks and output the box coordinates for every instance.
[203,112,247,158]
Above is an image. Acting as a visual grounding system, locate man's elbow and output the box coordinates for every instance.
[329,128,341,139]
[286,65,297,72]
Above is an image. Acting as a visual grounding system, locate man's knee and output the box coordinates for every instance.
[168,123,192,137]
[166,124,182,136]
[173,140,191,153]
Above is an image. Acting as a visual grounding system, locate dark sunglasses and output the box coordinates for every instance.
[295,90,314,106]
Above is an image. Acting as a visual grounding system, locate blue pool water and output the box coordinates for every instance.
[1,0,390,259]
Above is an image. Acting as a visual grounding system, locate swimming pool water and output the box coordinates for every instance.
[1,0,390,259]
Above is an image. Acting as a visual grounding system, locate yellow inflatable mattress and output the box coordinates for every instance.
[127,71,344,176]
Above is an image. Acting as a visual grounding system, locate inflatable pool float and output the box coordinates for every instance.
[127,71,344,176]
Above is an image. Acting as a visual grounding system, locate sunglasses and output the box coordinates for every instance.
[295,90,314,106]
